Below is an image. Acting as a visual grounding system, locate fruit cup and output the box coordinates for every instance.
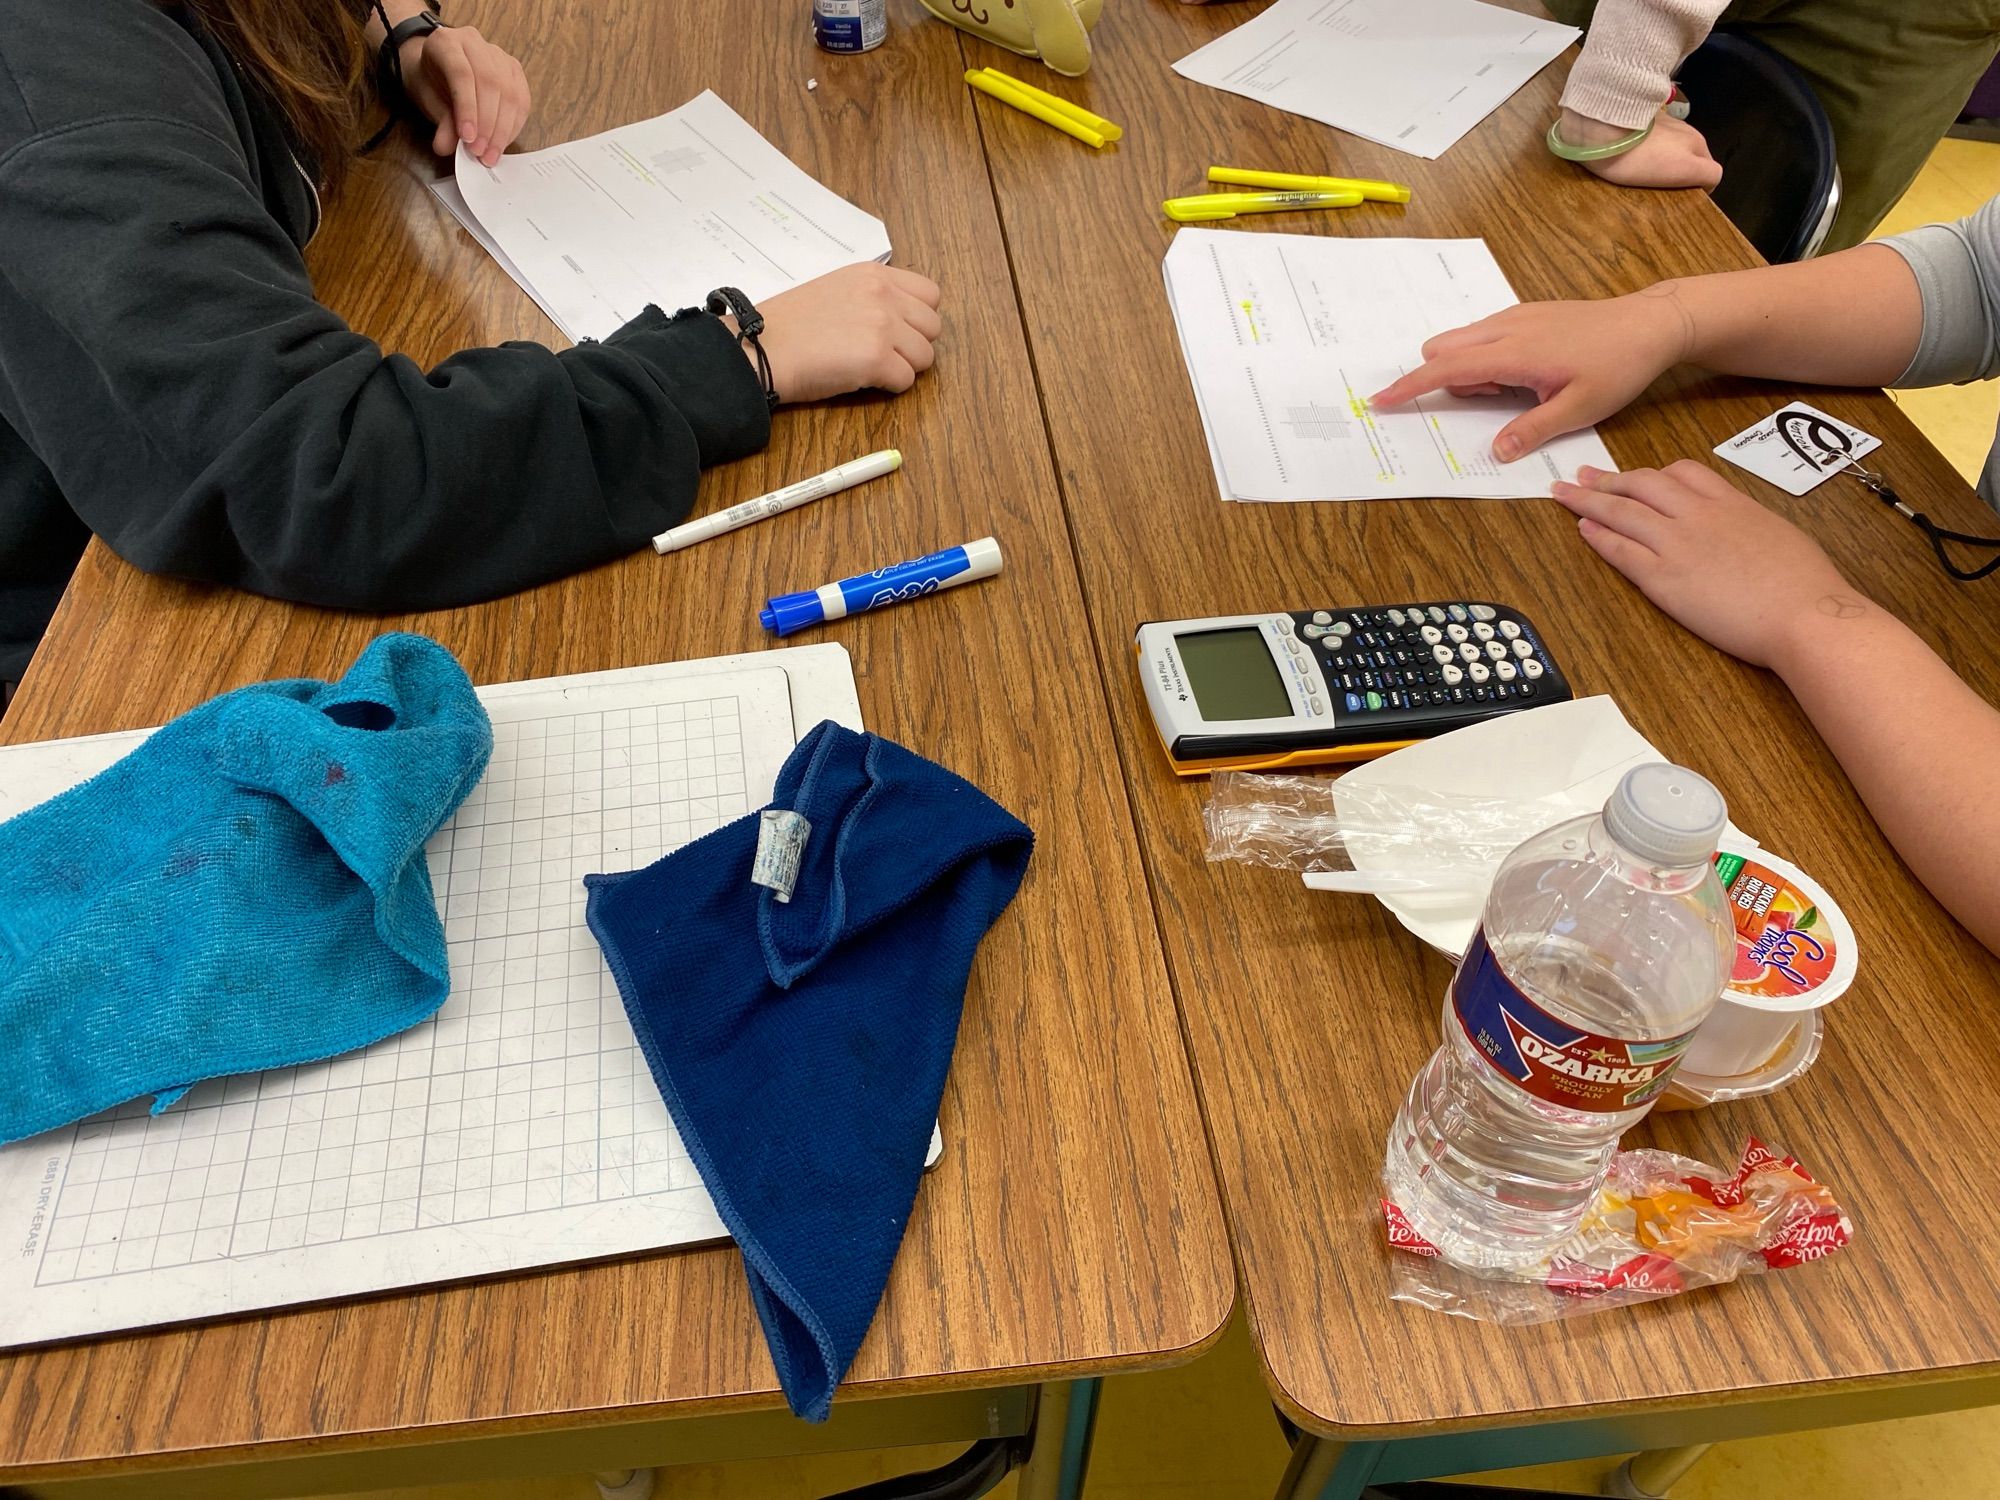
[1679,847,1855,1080]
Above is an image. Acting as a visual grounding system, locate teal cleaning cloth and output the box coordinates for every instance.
[584,723,1033,1422]
[0,634,491,1147]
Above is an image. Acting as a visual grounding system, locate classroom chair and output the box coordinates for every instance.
[1678,32,1841,263]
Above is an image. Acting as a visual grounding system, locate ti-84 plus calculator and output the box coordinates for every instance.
[1134,602,1574,776]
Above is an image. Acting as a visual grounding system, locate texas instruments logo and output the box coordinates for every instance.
[1156,647,1190,703]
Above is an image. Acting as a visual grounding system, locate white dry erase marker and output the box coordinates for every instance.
[652,448,903,554]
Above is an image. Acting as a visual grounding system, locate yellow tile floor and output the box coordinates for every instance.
[336,143,2000,1500]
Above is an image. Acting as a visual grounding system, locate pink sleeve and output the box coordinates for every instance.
[1559,0,1732,130]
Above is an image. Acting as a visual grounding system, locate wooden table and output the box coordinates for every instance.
[961,1,2000,1495]
[0,2,1233,1494]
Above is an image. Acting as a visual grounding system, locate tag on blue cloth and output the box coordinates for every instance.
[0,634,491,1148]
[584,722,1033,1421]
[751,809,812,903]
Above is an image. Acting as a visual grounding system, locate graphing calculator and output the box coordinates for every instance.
[1134,602,1574,776]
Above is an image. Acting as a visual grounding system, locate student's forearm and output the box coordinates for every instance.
[1638,244,1926,388]
[1772,598,2000,952]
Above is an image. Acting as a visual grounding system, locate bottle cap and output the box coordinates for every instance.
[1604,762,1727,868]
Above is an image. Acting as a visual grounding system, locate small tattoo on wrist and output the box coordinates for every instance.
[1816,593,1867,621]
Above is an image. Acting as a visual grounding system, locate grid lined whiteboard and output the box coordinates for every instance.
[0,648,863,1347]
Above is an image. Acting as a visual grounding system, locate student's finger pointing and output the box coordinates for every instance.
[1371,355,1485,409]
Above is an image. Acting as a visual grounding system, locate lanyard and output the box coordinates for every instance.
[1777,411,2000,583]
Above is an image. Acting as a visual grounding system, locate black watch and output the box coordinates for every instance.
[359,3,446,153]
[707,287,781,411]
[377,7,446,108]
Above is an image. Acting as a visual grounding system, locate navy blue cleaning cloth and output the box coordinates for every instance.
[584,721,1033,1422]
[0,633,491,1147]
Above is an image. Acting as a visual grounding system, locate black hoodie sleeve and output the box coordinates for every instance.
[0,113,771,612]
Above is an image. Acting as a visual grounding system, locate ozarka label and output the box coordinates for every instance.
[1451,929,1695,1112]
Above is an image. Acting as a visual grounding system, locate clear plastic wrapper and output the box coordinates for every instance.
[1201,770,1571,878]
[1383,1137,1852,1324]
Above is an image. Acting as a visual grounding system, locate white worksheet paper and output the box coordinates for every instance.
[447,90,891,343]
[0,648,923,1349]
[1163,229,1616,501]
[1172,0,1579,160]
[428,175,575,334]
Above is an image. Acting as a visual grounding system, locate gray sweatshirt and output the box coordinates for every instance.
[1882,201,2000,507]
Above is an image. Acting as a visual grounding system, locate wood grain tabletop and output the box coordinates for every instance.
[0,0,1232,1476]
[963,0,2000,1441]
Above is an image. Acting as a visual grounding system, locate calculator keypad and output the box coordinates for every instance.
[1295,602,1566,725]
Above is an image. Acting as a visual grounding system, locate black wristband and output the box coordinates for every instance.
[360,4,447,153]
[707,287,781,411]
[379,11,445,109]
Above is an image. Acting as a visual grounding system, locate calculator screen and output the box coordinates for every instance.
[1177,627,1291,721]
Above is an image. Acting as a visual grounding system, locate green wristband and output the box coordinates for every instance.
[1545,117,1653,162]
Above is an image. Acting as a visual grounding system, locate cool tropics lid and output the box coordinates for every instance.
[1716,848,1856,1014]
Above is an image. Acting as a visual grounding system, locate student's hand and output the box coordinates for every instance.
[401,25,533,167]
[1561,109,1722,191]
[749,264,944,404]
[1370,286,1694,460]
[1551,461,1854,672]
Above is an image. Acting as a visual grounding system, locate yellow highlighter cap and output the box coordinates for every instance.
[1162,200,1236,222]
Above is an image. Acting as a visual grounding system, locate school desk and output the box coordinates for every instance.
[959,1,2000,1496]
[0,2,1233,1494]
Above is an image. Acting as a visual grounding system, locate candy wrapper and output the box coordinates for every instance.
[1383,1138,1852,1324]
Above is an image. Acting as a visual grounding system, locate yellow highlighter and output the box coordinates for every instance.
[1207,166,1412,204]
[965,71,1108,149]
[1162,190,1363,223]
[978,68,1123,142]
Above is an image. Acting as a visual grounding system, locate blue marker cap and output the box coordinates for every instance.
[760,590,828,636]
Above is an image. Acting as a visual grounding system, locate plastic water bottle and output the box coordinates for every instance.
[1383,763,1736,1271]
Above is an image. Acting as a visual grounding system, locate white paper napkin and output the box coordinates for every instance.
[1305,697,1756,957]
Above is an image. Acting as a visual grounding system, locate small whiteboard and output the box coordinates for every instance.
[0,645,868,1348]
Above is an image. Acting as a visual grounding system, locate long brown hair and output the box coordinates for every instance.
[178,0,369,190]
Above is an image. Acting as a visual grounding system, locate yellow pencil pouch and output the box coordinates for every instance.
[917,0,1103,77]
